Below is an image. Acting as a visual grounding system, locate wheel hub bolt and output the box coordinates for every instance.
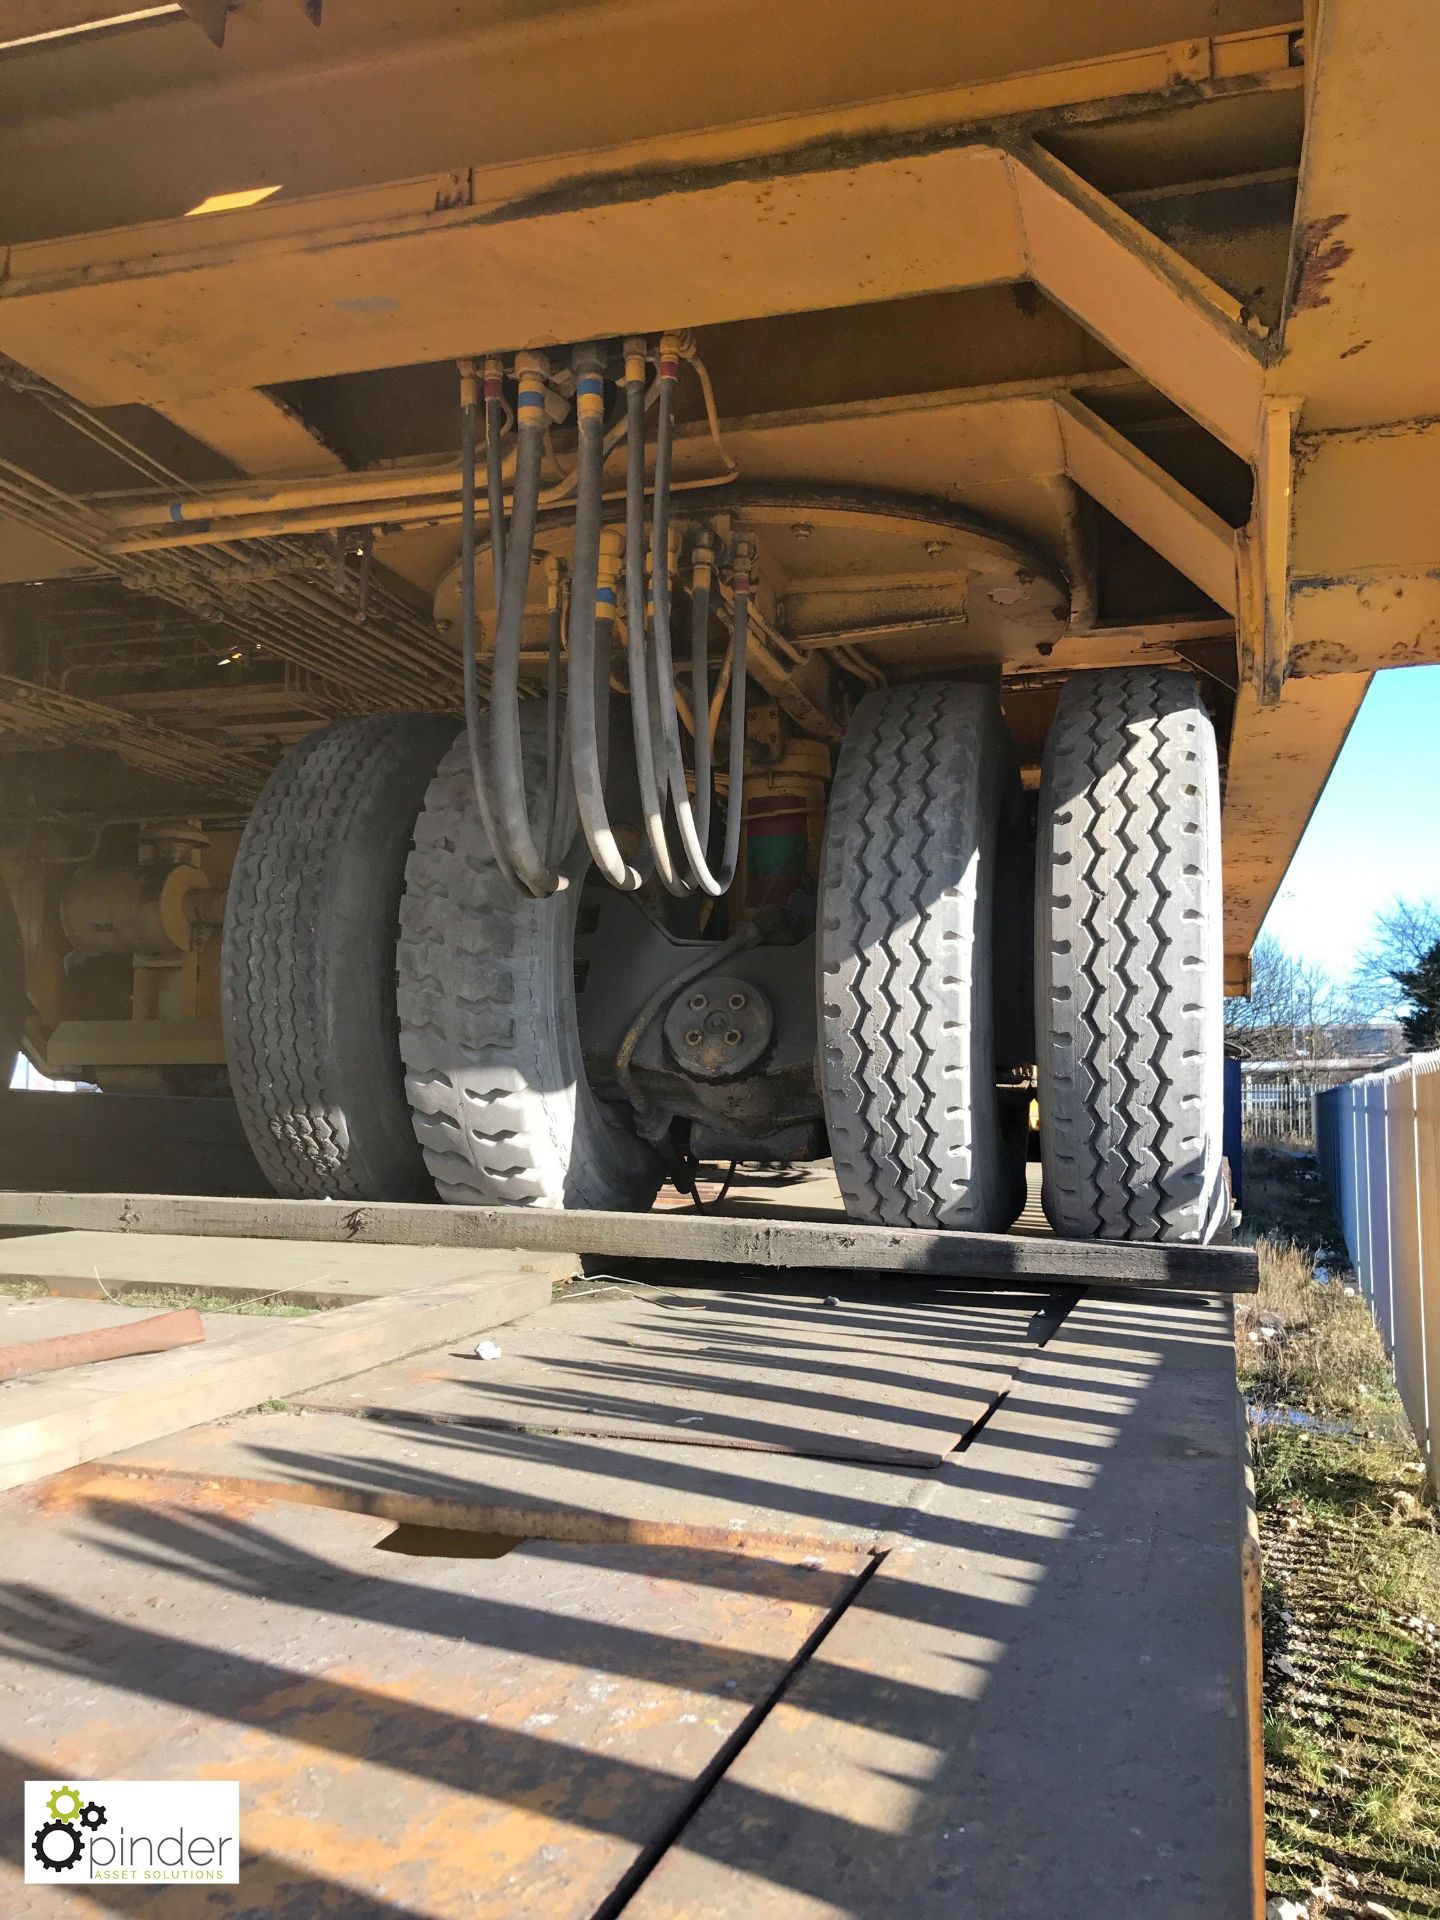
[724,1028,742,1045]
[688,993,707,1010]
[727,992,746,1010]
[685,1028,702,1045]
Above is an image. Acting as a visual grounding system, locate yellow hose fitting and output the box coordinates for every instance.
[623,334,648,389]
[657,330,684,383]
[514,348,550,428]
[457,358,479,408]
[732,534,757,593]
[544,553,567,612]
[690,531,715,593]
[482,354,505,403]
[596,528,623,619]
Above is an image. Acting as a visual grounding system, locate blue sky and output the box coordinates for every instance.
[1258,663,1440,984]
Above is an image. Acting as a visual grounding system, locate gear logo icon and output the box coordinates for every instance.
[46,1784,83,1822]
[32,1819,84,1873]
[80,1801,107,1831]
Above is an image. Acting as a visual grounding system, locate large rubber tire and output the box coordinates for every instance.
[818,681,1029,1231]
[1036,668,1228,1243]
[222,713,456,1201]
[397,724,663,1210]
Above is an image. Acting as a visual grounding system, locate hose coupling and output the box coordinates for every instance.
[544,552,568,612]
[623,334,648,389]
[514,349,550,430]
[657,330,684,384]
[482,355,506,403]
[596,527,623,619]
[690,530,716,594]
[572,341,606,426]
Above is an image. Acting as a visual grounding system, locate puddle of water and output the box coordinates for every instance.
[1247,1403,1354,1437]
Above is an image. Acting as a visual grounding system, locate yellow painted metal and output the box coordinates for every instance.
[0,4,1300,244]
[1234,397,1297,705]
[1281,0,1440,431]
[1055,393,1237,612]
[0,0,1435,1026]
[44,1014,225,1070]
[159,389,348,477]
[60,858,205,958]
[1221,670,1370,964]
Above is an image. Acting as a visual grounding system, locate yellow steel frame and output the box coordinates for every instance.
[0,0,1430,998]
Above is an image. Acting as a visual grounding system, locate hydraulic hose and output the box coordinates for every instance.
[564,344,647,891]
[648,336,750,898]
[457,360,518,889]
[482,357,508,617]
[542,555,578,866]
[689,533,715,846]
[488,351,569,896]
[622,339,690,896]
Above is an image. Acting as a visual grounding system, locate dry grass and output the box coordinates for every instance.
[1241,1149,1440,1918]
[1237,1236,1396,1419]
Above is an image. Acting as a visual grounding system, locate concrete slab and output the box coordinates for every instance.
[0,1485,865,1918]
[624,1291,1258,1920]
[297,1282,1062,1466]
[0,1228,576,1307]
[88,1404,936,1556]
[0,1294,255,1342]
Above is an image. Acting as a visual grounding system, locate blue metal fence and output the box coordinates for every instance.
[1315,1052,1440,1482]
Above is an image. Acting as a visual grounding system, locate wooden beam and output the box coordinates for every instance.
[0,1188,1260,1293]
[0,1268,551,1491]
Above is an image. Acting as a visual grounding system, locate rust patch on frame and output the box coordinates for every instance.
[1290,212,1353,312]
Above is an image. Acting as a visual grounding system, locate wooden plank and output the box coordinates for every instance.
[0,1189,1261,1293]
[0,1228,576,1306]
[0,1268,551,1493]
[299,1284,1054,1466]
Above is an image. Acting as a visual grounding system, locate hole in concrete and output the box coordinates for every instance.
[374,1524,523,1559]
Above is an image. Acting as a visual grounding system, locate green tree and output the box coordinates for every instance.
[1393,938,1440,1052]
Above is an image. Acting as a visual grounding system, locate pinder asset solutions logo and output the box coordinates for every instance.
[24,1781,239,1885]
